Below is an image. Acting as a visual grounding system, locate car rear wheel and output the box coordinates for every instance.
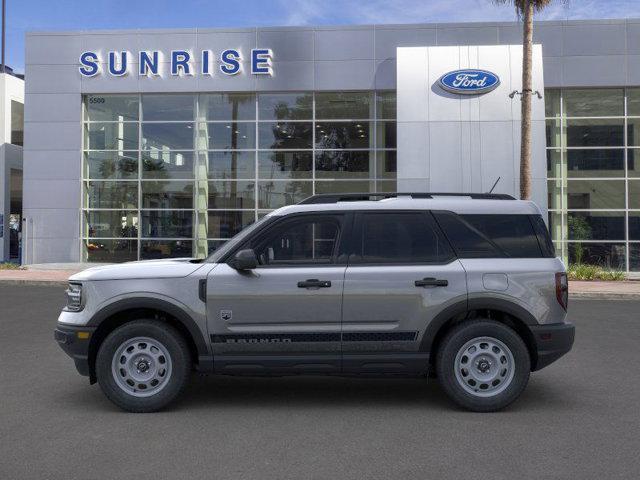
[96,320,191,412]
[436,320,530,412]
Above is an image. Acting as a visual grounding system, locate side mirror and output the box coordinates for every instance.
[230,249,258,271]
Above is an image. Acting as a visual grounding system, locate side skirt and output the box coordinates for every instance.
[212,353,429,376]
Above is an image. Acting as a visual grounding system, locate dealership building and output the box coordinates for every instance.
[20,18,640,272]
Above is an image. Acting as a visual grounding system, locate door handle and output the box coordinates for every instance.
[415,277,448,287]
[297,279,332,289]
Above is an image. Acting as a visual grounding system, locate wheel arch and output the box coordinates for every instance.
[422,298,539,371]
[86,298,212,383]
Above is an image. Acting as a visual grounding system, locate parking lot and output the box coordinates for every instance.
[1,284,639,479]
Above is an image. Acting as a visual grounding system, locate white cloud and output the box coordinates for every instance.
[279,0,638,26]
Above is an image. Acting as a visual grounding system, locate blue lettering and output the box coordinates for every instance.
[251,49,272,75]
[108,51,128,76]
[171,50,191,75]
[79,52,99,77]
[139,51,160,76]
[220,49,241,75]
[201,50,212,75]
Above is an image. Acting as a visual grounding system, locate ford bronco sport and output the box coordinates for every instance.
[55,193,574,412]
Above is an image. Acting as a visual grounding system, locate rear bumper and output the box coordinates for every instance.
[530,322,575,371]
[54,324,96,377]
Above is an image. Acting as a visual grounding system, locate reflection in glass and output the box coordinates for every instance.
[142,151,194,179]
[315,122,370,149]
[258,122,312,149]
[85,122,138,150]
[142,94,194,121]
[257,181,312,209]
[207,211,255,238]
[86,95,139,122]
[315,92,372,119]
[315,151,371,178]
[628,118,640,147]
[141,210,194,238]
[545,119,562,148]
[376,122,396,149]
[141,240,193,259]
[141,181,194,209]
[207,240,228,255]
[199,93,255,121]
[376,151,397,179]
[544,89,561,118]
[566,149,624,177]
[628,213,640,240]
[568,242,626,270]
[629,181,640,209]
[567,212,625,240]
[315,180,374,194]
[631,244,640,272]
[562,89,623,117]
[200,123,255,150]
[377,180,396,192]
[547,179,564,210]
[258,93,312,120]
[142,123,195,150]
[546,149,562,178]
[85,211,138,238]
[85,152,138,179]
[566,180,625,209]
[629,149,640,178]
[376,91,396,119]
[85,239,138,262]
[566,119,624,147]
[205,151,255,179]
[86,181,138,209]
[258,151,312,179]
[208,181,255,209]
[628,88,640,116]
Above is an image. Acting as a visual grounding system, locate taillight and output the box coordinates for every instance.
[555,272,568,311]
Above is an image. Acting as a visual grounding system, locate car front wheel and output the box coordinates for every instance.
[436,320,531,412]
[96,320,192,413]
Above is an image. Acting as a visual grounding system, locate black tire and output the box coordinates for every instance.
[436,320,530,412]
[96,320,192,413]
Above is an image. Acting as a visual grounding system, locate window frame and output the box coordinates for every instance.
[348,210,456,266]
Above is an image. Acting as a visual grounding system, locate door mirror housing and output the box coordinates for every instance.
[230,249,258,271]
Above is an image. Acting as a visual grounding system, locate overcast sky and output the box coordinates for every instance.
[6,0,639,73]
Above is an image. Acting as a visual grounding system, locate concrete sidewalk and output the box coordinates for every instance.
[1,264,640,299]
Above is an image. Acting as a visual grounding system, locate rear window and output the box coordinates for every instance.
[433,212,551,258]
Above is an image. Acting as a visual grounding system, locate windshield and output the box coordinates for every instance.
[206,215,274,263]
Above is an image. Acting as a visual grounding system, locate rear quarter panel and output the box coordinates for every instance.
[460,257,568,325]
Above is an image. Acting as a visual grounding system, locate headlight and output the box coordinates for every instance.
[65,283,83,312]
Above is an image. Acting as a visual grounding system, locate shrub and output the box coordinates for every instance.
[567,264,625,281]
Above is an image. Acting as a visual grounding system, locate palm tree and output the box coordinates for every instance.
[493,0,554,200]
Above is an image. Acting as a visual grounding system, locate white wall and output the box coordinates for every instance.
[396,45,547,212]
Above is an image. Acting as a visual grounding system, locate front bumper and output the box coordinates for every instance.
[530,322,575,371]
[54,324,96,377]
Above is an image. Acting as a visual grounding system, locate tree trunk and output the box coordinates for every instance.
[520,0,534,200]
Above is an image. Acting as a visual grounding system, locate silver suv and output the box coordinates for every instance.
[55,193,574,413]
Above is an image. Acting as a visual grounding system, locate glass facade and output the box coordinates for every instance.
[81,91,397,261]
[546,87,640,272]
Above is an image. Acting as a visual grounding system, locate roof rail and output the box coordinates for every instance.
[297,192,515,205]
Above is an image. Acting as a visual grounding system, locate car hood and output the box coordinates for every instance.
[69,258,206,281]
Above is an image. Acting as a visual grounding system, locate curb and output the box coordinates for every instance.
[569,292,640,301]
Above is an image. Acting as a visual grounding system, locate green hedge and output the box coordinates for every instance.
[567,264,625,281]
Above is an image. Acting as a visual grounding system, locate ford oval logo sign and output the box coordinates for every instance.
[439,69,500,95]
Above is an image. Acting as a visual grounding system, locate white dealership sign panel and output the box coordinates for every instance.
[396,45,546,211]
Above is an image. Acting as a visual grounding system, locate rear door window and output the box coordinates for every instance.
[353,212,454,264]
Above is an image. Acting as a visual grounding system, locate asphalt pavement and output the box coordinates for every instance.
[1,285,639,480]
